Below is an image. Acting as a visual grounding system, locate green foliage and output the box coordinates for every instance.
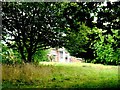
[2,2,66,62]
[2,2,120,65]
[92,28,120,65]
[33,49,49,63]
[1,44,22,64]
[1,44,49,64]
[96,2,120,31]
[93,41,115,64]
[65,24,91,58]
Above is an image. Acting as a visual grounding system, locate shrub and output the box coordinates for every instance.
[1,44,22,64]
[1,43,50,64]
[33,49,49,63]
[92,29,120,65]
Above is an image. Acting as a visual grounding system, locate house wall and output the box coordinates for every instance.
[48,47,84,63]
[58,48,71,63]
[48,47,71,63]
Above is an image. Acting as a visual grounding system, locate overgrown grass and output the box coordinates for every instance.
[2,62,119,88]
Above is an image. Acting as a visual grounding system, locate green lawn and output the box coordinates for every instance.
[2,62,119,88]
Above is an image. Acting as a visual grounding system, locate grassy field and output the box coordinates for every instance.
[2,62,119,89]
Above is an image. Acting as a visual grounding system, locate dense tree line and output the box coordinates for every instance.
[2,2,120,65]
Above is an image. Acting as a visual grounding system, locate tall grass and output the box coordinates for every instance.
[2,62,119,88]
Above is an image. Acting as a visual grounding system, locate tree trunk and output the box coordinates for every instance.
[27,53,32,62]
[19,47,27,63]
[27,48,33,62]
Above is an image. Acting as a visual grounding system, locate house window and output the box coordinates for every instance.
[60,51,63,59]
[65,57,68,61]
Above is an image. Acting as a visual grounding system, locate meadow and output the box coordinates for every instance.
[2,62,119,89]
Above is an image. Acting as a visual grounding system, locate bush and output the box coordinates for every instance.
[93,41,117,65]
[92,29,120,65]
[1,43,50,64]
[1,44,22,64]
[33,49,49,63]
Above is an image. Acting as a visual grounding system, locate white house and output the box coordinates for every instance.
[47,47,85,63]
[47,47,71,62]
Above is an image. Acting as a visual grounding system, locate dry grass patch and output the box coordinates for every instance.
[2,63,54,86]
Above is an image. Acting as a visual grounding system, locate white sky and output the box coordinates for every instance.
[109,0,118,2]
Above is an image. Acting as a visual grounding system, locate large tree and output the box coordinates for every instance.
[62,2,120,61]
[62,2,99,60]
[95,2,120,49]
[2,2,65,62]
[64,24,94,61]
